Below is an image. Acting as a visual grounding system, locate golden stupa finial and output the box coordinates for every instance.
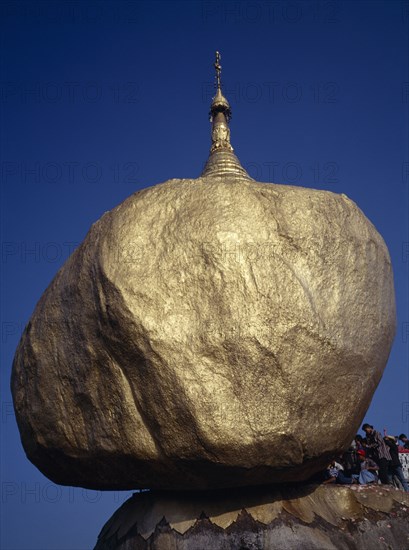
[201,52,252,180]
[208,51,232,149]
[214,51,222,90]
[210,51,231,123]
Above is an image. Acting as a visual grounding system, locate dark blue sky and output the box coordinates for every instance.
[1,1,408,548]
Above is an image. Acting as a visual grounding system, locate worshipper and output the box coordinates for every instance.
[399,434,409,450]
[384,435,409,492]
[394,436,406,453]
[362,423,392,484]
[323,461,341,484]
[354,434,365,451]
[355,449,379,485]
[323,460,356,485]
[341,447,361,477]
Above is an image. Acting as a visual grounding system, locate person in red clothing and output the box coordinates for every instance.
[355,449,379,485]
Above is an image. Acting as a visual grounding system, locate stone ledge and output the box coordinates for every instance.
[94,484,409,549]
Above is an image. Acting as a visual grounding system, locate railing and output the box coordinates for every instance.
[399,452,409,480]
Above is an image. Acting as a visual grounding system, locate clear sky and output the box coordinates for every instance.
[1,0,408,548]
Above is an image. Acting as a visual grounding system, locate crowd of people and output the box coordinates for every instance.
[322,424,409,492]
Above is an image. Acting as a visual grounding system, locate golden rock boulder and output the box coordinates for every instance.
[12,174,396,490]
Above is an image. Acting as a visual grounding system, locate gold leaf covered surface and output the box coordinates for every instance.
[12,177,396,490]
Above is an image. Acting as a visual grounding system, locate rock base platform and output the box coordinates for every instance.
[94,483,409,549]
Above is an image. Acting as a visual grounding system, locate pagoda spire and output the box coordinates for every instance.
[201,52,252,179]
[215,50,222,91]
[208,51,233,153]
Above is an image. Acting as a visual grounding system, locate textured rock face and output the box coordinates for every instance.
[93,484,409,549]
[12,177,396,489]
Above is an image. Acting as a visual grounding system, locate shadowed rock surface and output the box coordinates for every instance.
[93,484,409,549]
[11,176,396,490]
